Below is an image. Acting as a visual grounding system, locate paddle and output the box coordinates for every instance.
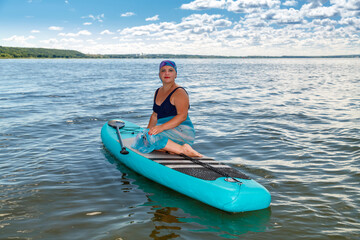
[108,120,129,155]
[179,153,242,183]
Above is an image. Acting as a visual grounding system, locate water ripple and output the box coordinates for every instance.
[1,58,359,239]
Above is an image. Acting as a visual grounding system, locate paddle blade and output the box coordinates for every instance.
[108,120,125,129]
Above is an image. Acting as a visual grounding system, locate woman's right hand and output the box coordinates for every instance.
[148,125,164,135]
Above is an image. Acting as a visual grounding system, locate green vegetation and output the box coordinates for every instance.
[1,46,359,59]
[0,46,87,58]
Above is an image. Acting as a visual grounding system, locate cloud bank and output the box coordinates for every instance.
[2,0,359,56]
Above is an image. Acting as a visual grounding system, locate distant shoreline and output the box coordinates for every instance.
[1,46,359,59]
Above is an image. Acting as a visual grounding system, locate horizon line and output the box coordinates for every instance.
[1,45,360,59]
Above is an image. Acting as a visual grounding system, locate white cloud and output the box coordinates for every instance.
[100,30,115,35]
[227,0,281,12]
[78,30,91,35]
[146,15,159,21]
[180,0,358,20]
[339,17,360,30]
[214,18,232,27]
[178,14,231,30]
[58,30,92,37]
[283,0,297,7]
[40,38,59,44]
[49,26,63,31]
[60,38,83,43]
[240,14,268,27]
[82,14,105,22]
[121,12,135,17]
[38,39,85,52]
[119,22,172,36]
[180,0,226,10]
[301,4,339,18]
[3,35,35,42]
[311,18,338,27]
[86,39,97,44]
[2,35,36,47]
[31,30,40,33]
[265,8,303,24]
[112,8,360,56]
[181,0,281,12]
[118,13,233,45]
[8,0,358,56]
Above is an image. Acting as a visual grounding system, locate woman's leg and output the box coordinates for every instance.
[162,139,203,157]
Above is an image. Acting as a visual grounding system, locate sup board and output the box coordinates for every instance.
[101,119,271,213]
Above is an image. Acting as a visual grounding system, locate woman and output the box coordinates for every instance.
[132,60,202,157]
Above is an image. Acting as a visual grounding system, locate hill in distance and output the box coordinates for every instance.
[1,46,359,59]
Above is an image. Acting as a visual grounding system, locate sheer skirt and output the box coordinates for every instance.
[131,116,195,154]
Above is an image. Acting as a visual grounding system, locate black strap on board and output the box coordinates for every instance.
[179,153,242,183]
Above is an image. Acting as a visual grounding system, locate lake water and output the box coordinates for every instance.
[0,58,359,240]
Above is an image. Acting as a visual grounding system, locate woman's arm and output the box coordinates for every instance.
[147,112,158,129]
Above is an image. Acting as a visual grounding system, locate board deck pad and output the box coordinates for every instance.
[123,138,250,181]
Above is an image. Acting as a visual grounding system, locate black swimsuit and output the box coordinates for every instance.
[153,87,188,119]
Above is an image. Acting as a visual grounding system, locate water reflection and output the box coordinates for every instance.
[104,149,271,239]
[149,207,182,240]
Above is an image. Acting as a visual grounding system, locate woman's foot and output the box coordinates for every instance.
[162,140,203,157]
[181,144,203,157]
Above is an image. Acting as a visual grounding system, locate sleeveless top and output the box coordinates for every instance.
[153,87,189,119]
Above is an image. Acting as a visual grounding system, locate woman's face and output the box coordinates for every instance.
[159,66,177,83]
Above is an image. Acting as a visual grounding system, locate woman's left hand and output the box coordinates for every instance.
[148,125,164,135]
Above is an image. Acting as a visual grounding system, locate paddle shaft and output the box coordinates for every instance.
[115,126,129,154]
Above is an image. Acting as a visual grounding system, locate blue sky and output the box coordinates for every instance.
[0,0,359,56]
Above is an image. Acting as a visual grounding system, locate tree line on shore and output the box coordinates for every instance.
[0,46,242,59]
[0,46,88,58]
[1,46,359,59]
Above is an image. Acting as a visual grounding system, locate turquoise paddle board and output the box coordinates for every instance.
[101,119,271,212]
